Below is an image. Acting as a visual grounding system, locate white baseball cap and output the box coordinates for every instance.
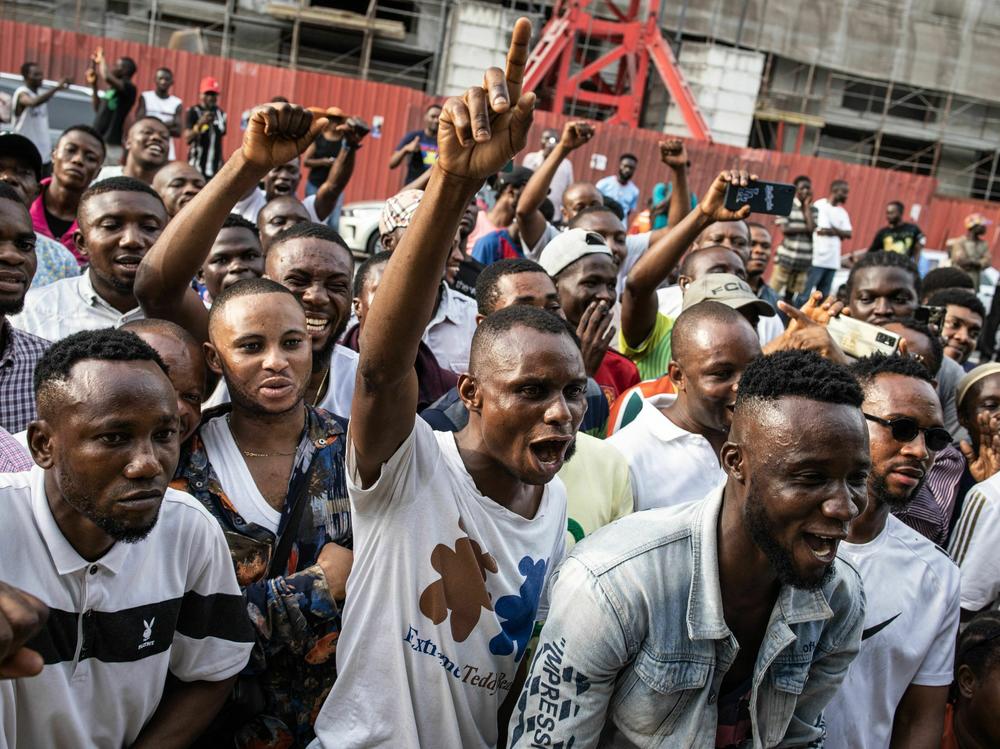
[537,228,613,277]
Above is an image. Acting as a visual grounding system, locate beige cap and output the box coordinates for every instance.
[682,273,776,317]
[957,362,1000,410]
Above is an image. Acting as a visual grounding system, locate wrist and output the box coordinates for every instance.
[430,164,483,196]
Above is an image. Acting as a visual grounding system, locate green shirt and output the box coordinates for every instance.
[620,312,675,381]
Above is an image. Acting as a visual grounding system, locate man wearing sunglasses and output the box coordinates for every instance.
[823,353,960,749]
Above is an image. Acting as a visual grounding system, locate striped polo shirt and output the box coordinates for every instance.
[949,471,1000,612]
[0,467,254,747]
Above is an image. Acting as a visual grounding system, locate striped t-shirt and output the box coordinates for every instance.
[0,468,254,747]
[619,312,675,381]
[948,471,1000,612]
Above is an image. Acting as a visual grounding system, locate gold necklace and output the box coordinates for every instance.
[226,414,297,458]
[312,367,330,408]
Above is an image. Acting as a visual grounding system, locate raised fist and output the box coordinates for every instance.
[659,139,687,170]
[560,121,594,151]
[242,103,328,170]
[435,17,536,182]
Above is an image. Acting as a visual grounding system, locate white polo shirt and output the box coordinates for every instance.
[10,269,144,342]
[203,342,358,420]
[607,393,725,511]
[422,283,478,375]
[0,468,253,748]
[950,471,1000,612]
[234,188,323,225]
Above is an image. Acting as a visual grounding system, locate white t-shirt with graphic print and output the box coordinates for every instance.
[310,418,567,749]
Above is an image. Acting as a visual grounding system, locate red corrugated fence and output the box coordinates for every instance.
[2,18,995,260]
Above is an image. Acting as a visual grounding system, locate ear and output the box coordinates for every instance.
[679,275,692,291]
[352,296,362,319]
[721,441,746,483]
[457,373,482,414]
[474,313,485,326]
[957,663,977,700]
[204,341,224,376]
[667,360,684,391]
[27,421,53,469]
[73,228,88,257]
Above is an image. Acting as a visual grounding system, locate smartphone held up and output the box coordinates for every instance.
[724,179,796,216]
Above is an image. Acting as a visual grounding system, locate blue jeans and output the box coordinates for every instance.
[795,266,836,306]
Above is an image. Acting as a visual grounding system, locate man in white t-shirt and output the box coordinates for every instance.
[11,62,71,172]
[136,105,360,421]
[823,353,960,749]
[609,300,761,510]
[0,328,252,746]
[135,67,183,160]
[310,22,573,748]
[803,179,852,302]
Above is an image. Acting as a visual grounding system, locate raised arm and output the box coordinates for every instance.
[135,104,329,343]
[662,140,691,232]
[312,123,366,222]
[516,120,594,247]
[352,17,535,487]
[621,170,752,348]
[14,78,70,115]
[86,60,100,112]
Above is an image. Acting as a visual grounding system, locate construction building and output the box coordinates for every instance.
[2,0,998,201]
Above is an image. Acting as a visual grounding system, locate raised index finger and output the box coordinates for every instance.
[505,17,533,105]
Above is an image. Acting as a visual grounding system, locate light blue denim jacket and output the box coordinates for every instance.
[509,486,865,748]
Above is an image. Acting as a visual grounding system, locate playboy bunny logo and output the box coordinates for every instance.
[139,617,156,650]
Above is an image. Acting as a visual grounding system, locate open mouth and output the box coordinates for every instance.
[272,182,293,195]
[146,142,165,158]
[529,437,571,470]
[115,255,144,273]
[305,315,330,336]
[803,532,843,564]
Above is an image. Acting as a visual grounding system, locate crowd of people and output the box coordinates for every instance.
[2,16,1000,749]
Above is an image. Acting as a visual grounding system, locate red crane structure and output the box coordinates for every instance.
[523,0,713,141]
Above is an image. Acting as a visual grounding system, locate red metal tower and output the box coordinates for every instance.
[523,0,712,141]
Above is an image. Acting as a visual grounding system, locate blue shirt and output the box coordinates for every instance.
[596,175,640,215]
[471,228,522,266]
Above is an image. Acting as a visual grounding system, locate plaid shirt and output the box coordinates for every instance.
[0,321,50,433]
[774,198,818,272]
[172,404,350,748]
[0,427,31,472]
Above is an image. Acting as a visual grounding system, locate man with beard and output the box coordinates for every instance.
[511,350,868,748]
[822,354,960,749]
[13,177,167,340]
[0,183,49,433]
[309,20,574,747]
[609,299,762,511]
[168,279,352,748]
[96,117,170,184]
[151,160,205,219]
[136,104,359,420]
[30,125,105,263]
[0,328,253,747]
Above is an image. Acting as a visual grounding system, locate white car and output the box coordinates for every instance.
[0,72,95,149]
[338,200,384,258]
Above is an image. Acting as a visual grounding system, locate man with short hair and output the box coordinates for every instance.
[343,250,457,412]
[96,117,170,184]
[14,176,167,340]
[121,318,207,445]
[596,153,640,219]
[151,160,205,219]
[137,104,359,421]
[11,62,71,172]
[0,132,79,287]
[0,328,253,747]
[193,213,265,304]
[389,102,441,186]
[310,23,574,746]
[944,610,1000,747]
[921,266,976,303]
[135,66,183,160]
[771,175,816,301]
[30,125,105,263]
[184,77,227,180]
[805,179,852,300]
[747,221,782,313]
[868,200,925,261]
[822,353,960,749]
[0,183,49,433]
[511,350,869,747]
[256,196,311,251]
[86,48,137,165]
[171,279,353,747]
[538,228,640,402]
[468,165,532,260]
[947,214,992,290]
[521,127,573,222]
[930,289,985,368]
[609,299,762,510]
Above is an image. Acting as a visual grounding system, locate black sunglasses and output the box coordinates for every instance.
[863,413,951,451]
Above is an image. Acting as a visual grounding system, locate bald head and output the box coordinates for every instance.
[561,182,604,220]
[671,301,757,366]
[679,245,747,284]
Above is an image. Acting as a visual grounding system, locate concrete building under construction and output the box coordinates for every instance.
[3,0,997,201]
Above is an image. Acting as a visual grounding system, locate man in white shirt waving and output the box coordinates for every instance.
[823,353,961,748]
[803,179,852,303]
[310,18,576,748]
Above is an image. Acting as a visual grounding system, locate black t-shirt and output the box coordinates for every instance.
[868,222,925,258]
[307,134,344,187]
[93,81,137,148]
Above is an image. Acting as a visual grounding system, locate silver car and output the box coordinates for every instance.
[1,71,97,153]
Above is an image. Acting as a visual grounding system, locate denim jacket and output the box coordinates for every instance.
[509,486,865,748]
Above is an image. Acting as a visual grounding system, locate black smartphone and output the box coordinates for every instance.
[723,179,796,216]
[915,305,946,330]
